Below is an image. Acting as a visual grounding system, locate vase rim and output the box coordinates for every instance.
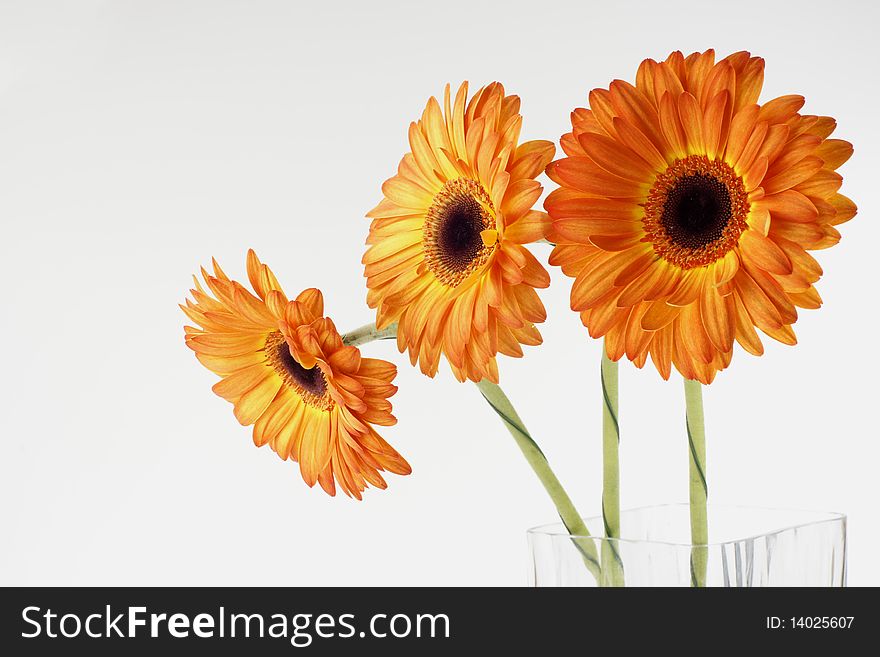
[527,503,846,548]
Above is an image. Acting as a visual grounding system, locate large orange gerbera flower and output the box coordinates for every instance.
[546,50,856,384]
[364,82,555,383]
[181,250,411,499]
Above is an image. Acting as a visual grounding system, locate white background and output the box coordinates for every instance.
[1,0,877,586]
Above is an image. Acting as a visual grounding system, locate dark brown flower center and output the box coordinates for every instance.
[438,195,485,269]
[264,331,332,410]
[276,342,327,397]
[661,173,732,250]
[643,156,749,269]
[423,178,497,287]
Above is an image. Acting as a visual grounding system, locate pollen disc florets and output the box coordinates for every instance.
[265,331,333,411]
[423,178,497,287]
[643,156,749,269]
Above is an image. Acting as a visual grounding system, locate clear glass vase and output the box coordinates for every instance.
[527,504,846,587]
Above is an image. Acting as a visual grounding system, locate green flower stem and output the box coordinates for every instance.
[342,322,600,582]
[684,378,708,588]
[600,348,624,587]
[476,379,601,582]
[341,322,398,347]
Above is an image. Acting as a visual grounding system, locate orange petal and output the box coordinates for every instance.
[546,195,641,221]
[732,291,764,355]
[505,210,551,243]
[761,323,797,346]
[667,269,704,306]
[578,131,657,181]
[795,169,842,197]
[742,155,768,192]
[617,261,670,307]
[724,104,759,166]
[756,190,818,223]
[679,301,714,364]
[733,120,768,174]
[738,229,793,275]
[609,79,665,151]
[298,411,332,487]
[702,90,729,161]
[729,54,764,113]
[658,92,688,160]
[677,92,704,154]
[648,325,674,379]
[547,157,645,198]
[828,193,857,226]
[641,299,681,331]
[624,302,653,361]
[611,116,669,172]
[815,139,853,170]
[735,269,783,331]
[712,249,740,287]
[699,282,734,352]
[757,95,805,124]
[570,249,638,309]
[755,124,791,167]
[510,140,555,180]
[381,176,433,210]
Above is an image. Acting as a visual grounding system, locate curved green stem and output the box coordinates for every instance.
[684,378,708,587]
[600,348,624,587]
[476,379,601,582]
[341,322,600,582]
[341,322,397,347]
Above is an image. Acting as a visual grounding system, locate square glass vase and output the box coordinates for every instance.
[527,504,846,587]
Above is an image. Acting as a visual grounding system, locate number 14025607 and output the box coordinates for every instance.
[766,616,854,630]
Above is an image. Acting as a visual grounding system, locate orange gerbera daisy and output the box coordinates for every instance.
[364,82,555,383]
[546,50,856,384]
[181,250,411,499]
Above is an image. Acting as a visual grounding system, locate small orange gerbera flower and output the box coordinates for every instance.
[546,50,856,384]
[364,82,555,383]
[181,250,411,499]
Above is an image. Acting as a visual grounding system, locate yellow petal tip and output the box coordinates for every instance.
[480,229,499,247]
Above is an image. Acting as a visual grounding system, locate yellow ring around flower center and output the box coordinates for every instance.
[643,155,749,269]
